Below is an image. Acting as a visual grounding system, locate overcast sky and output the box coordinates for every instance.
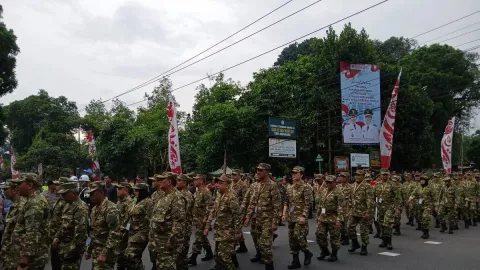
[1,0,480,131]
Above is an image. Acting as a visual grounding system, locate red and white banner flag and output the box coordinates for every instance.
[167,95,182,174]
[10,147,19,178]
[441,117,455,174]
[379,70,402,169]
[87,130,101,174]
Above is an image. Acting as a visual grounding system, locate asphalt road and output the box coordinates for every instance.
[45,216,479,270]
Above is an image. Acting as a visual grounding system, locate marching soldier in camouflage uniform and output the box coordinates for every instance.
[402,173,416,226]
[0,181,26,270]
[464,171,479,226]
[176,174,194,270]
[391,175,404,236]
[115,182,134,270]
[85,181,122,270]
[347,170,373,256]
[244,163,282,270]
[241,175,262,263]
[148,174,166,269]
[204,174,243,270]
[12,173,50,270]
[374,169,401,250]
[230,169,248,255]
[408,175,435,239]
[125,183,153,270]
[49,177,70,270]
[336,172,351,246]
[430,173,444,228]
[188,174,214,266]
[439,177,457,234]
[412,173,422,230]
[282,166,313,269]
[315,175,344,262]
[53,182,89,270]
[277,176,287,227]
[149,172,186,270]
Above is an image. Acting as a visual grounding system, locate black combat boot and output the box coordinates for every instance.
[393,225,401,236]
[369,224,374,234]
[232,254,239,268]
[303,250,313,266]
[473,218,478,226]
[236,241,248,253]
[251,248,262,263]
[416,222,422,230]
[188,253,199,266]
[373,221,381,238]
[273,233,278,242]
[435,218,440,228]
[317,247,330,260]
[421,229,429,239]
[341,235,350,246]
[348,238,360,253]
[360,244,368,256]
[386,237,393,250]
[201,246,214,261]
[287,254,301,269]
[440,223,447,233]
[327,249,338,262]
[465,218,470,229]
[265,262,274,270]
[379,236,387,248]
[448,226,454,234]
[409,217,415,226]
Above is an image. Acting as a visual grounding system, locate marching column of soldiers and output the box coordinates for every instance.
[0,166,479,270]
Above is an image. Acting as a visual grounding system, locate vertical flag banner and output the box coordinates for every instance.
[10,147,19,178]
[167,95,182,174]
[380,70,402,169]
[87,131,101,175]
[441,117,455,174]
[0,155,4,170]
[340,61,381,144]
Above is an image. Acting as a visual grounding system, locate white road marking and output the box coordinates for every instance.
[307,240,315,243]
[378,252,401,257]
[243,232,251,235]
[424,241,442,245]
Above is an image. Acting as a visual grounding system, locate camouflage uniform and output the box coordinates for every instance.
[464,172,479,226]
[373,170,402,249]
[315,175,344,261]
[0,181,26,270]
[409,176,435,239]
[245,163,282,265]
[440,177,457,233]
[430,173,445,228]
[86,182,122,270]
[230,169,248,252]
[391,176,404,235]
[176,175,194,270]
[206,175,242,270]
[337,173,351,246]
[284,166,313,267]
[115,182,134,270]
[54,182,89,270]
[402,174,417,226]
[149,173,186,270]
[241,180,261,262]
[10,173,50,270]
[125,183,153,270]
[190,175,214,264]
[347,170,373,253]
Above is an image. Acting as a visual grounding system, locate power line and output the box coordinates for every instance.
[122,0,390,107]
[411,10,480,39]
[454,38,480,47]
[464,45,480,52]
[435,28,480,44]
[91,0,320,107]
[420,21,480,44]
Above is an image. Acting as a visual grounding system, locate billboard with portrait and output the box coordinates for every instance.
[340,61,381,144]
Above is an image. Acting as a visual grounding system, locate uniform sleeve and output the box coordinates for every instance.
[70,203,88,253]
[53,203,68,241]
[169,195,186,245]
[366,185,374,215]
[393,185,402,208]
[284,186,290,208]
[303,185,313,218]
[245,186,257,220]
[271,184,282,221]
[336,190,345,222]
[19,200,49,259]
[240,186,252,215]
[230,195,242,233]
[102,206,122,256]
[206,197,218,228]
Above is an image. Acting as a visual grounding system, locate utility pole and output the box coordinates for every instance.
[327,111,332,174]
[223,146,227,174]
[460,131,464,174]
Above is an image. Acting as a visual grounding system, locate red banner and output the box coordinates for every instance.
[167,95,182,174]
[10,147,19,178]
[441,117,455,173]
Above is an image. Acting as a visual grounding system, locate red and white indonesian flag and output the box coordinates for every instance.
[380,70,402,169]
[167,95,182,174]
[10,147,19,178]
[441,117,455,174]
[87,130,100,173]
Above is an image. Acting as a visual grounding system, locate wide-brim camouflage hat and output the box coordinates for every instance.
[57,182,79,194]
[291,166,305,173]
[390,175,400,182]
[192,174,206,180]
[338,172,347,177]
[114,182,132,189]
[314,174,324,180]
[404,172,412,178]
[380,169,390,175]
[87,181,105,193]
[0,180,16,189]
[364,174,372,181]
[256,163,271,171]
[232,169,242,175]
[133,183,150,190]
[420,175,429,180]
[442,176,452,182]
[11,173,40,184]
[217,174,231,184]
[355,169,365,176]
[177,174,191,182]
[325,175,336,182]
[432,172,441,178]
[53,177,71,185]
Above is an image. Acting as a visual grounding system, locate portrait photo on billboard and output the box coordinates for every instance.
[340,61,381,144]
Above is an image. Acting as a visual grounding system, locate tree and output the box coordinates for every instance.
[466,131,480,167]
[5,90,81,154]
[0,4,21,97]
